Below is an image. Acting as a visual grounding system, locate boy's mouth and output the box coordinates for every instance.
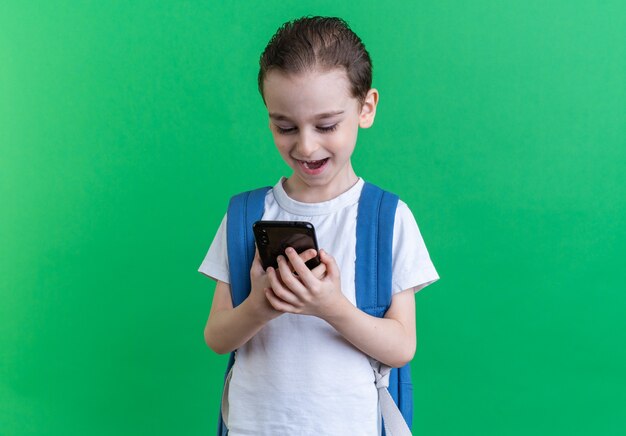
[296,158,329,175]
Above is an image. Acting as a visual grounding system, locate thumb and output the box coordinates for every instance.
[320,249,339,278]
[251,246,264,274]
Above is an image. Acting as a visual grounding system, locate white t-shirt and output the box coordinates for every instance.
[199,177,439,436]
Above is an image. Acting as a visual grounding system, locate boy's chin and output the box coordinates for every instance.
[289,172,327,185]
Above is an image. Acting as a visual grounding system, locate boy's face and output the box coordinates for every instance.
[263,68,378,201]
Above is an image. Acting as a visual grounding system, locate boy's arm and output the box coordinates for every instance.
[204,280,277,355]
[265,248,416,368]
[321,289,416,368]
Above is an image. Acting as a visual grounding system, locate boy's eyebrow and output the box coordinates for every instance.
[269,110,344,121]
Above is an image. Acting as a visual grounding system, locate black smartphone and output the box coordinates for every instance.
[252,220,321,270]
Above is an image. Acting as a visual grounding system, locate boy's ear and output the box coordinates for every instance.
[359,88,379,128]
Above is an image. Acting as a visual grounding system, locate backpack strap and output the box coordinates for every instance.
[356,183,412,436]
[218,186,271,436]
[355,182,399,315]
[226,186,271,307]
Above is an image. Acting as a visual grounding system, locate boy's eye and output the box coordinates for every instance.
[274,124,339,135]
[275,126,296,134]
[317,124,338,133]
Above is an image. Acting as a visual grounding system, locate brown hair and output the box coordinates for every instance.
[258,16,373,107]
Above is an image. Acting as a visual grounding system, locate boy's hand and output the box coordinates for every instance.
[249,247,324,321]
[265,247,345,319]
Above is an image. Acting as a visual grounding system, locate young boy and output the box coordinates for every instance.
[199,16,439,435]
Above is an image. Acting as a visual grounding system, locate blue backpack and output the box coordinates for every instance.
[218,182,412,436]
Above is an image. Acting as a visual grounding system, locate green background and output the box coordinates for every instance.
[1,1,625,435]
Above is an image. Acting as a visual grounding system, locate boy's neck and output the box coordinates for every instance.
[282,169,359,203]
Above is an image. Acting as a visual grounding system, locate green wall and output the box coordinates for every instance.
[1,1,625,435]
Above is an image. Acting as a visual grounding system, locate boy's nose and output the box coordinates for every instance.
[295,131,319,158]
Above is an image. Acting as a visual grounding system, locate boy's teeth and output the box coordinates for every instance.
[302,159,327,169]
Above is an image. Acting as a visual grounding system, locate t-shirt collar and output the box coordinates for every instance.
[272,176,364,216]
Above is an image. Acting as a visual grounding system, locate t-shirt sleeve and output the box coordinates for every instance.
[198,213,231,284]
[391,200,440,294]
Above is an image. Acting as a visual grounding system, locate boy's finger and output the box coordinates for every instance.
[264,288,298,314]
[271,264,290,288]
[267,265,302,306]
[266,266,288,294]
[310,263,327,280]
[298,248,318,263]
[284,247,317,288]
[276,255,307,295]
[320,249,340,278]
[279,248,317,275]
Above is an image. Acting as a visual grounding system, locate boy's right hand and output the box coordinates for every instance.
[249,247,325,321]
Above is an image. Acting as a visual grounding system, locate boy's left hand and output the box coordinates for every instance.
[265,247,346,319]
